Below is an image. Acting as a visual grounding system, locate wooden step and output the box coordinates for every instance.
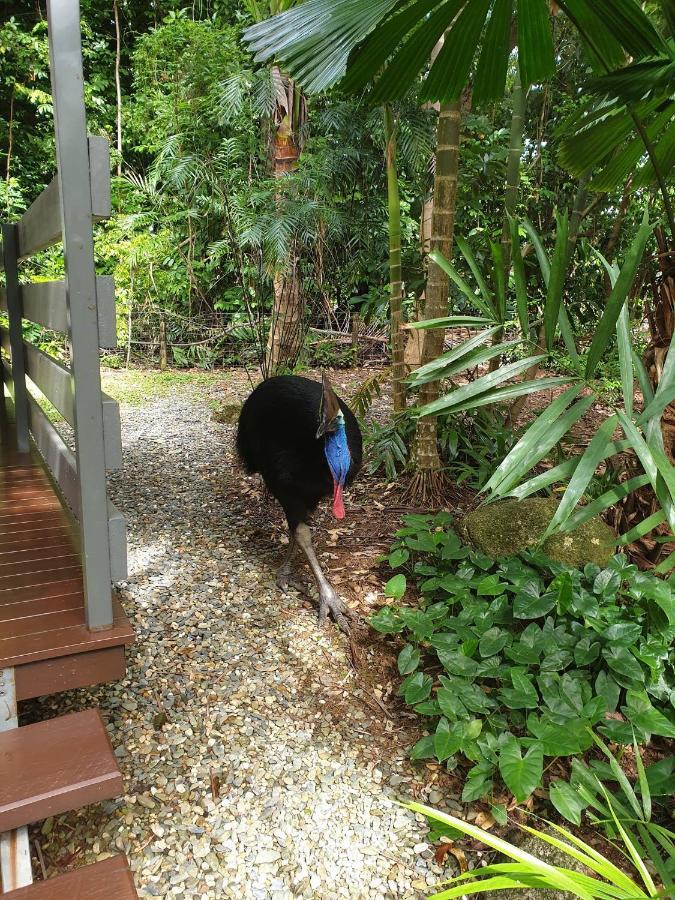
[3,855,137,898]
[0,709,123,832]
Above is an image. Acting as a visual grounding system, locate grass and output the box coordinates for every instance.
[100,367,224,406]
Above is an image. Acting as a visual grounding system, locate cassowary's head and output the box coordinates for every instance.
[316,372,350,519]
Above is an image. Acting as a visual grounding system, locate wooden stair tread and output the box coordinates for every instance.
[0,709,123,831]
[3,855,137,899]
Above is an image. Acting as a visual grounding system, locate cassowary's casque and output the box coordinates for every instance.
[237,374,362,632]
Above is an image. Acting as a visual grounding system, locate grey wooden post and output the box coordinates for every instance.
[47,0,113,630]
[1,224,30,453]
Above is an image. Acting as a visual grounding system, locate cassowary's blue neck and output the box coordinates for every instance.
[323,412,350,519]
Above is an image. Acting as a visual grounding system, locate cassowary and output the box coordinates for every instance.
[237,373,362,632]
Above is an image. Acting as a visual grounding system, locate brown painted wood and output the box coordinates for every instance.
[0,415,132,690]
[0,709,123,831]
[14,646,126,701]
[3,855,137,899]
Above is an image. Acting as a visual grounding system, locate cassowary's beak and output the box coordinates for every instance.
[316,371,341,438]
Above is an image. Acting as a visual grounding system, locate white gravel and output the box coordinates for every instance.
[29,382,446,899]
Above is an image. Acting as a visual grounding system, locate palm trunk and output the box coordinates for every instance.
[383,104,406,412]
[489,72,526,372]
[646,228,674,462]
[266,81,304,375]
[409,100,461,503]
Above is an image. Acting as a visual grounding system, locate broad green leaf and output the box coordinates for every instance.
[513,589,557,619]
[603,646,644,684]
[522,218,551,286]
[384,573,406,600]
[585,218,652,378]
[542,414,619,540]
[498,737,543,802]
[479,626,509,657]
[410,734,436,761]
[434,717,463,761]
[403,671,433,704]
[398,643,421,675]
[549,779,588,826]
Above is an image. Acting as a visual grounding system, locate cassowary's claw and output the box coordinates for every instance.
[318,586,353,635]
[276,572,312,598]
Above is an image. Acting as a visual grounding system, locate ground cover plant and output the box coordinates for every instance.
[371,513,675,806]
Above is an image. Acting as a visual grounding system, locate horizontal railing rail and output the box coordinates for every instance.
[0,276,117,348]
[16,136,111,261]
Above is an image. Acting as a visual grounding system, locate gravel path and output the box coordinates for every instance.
[30,381,446,899]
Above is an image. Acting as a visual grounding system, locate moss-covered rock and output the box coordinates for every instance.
[458,497,614,568]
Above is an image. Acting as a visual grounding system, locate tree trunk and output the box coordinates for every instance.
[113,0,122,177]
[383,104,406,412]
[489,72,526,372]
[409,100,462,503]
[645,228,675,461]
[266,91,304,375]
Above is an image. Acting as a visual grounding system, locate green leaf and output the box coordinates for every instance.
[369,606,404,634]
[490,802,508,826]
[398,644,421,675]
[603,646,644,684]
[434,717,464,761]
[498,736,543,802]
[438,650,481,678]
[388,548,410,568]
[473,0,514,105]
[517,0,556,87]
[403,671,433,705]
[477,574,506,596]
[428,248,496,320]
[513,587,557,619]
[422,0,492,103]
[418,355,549,418]
[479,626,509,657]
[543,211,569,351]
[585,218,652,378]
[543,414,619,541]
[624,689,675,739]
[509,215,530,337]
[549,779,588,826]
[483,387,594,498]
[410,734,436,761]
[384,573,407,600]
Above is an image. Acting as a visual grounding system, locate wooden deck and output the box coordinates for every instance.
[0,406,133,700]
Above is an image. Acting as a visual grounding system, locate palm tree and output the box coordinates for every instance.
[244,0,308,374]
[383,104,406,411]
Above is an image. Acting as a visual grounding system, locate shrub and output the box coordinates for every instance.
[371,513,675,804]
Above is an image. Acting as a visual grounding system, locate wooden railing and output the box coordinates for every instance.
[0,0,126,632]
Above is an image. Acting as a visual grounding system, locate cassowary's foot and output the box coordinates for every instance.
[276,570,312,598]
[318,583,353,635]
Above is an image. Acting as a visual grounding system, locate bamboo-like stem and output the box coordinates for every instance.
[383,104,406,412]
[408,99,462,503]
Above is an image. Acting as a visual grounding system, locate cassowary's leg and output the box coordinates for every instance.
[276,535,296,590]
[295,522,351,634]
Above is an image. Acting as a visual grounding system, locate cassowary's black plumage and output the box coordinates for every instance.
[236,374,362,633]
[237,375,362,529]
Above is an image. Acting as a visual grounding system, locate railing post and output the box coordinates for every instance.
[1,224,30,453]
[46,0,113,631]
